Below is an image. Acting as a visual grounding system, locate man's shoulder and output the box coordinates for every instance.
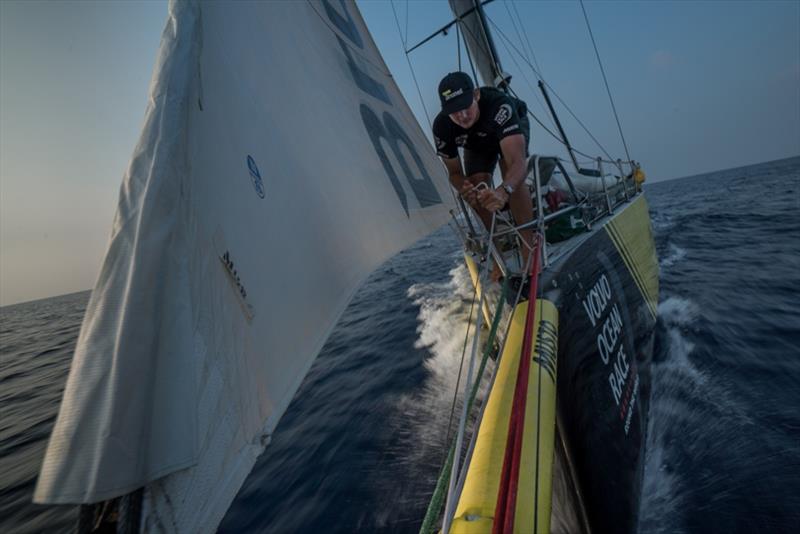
[480,91,517,130]
[479,87,512,107]
[432,112,452,135]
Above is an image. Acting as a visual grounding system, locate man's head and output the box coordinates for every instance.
[439,72,480,129]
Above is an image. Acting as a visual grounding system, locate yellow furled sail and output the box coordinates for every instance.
[450,299,559,533]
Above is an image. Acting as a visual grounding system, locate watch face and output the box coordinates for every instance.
[504,184,514,194]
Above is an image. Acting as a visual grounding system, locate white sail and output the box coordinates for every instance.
[449,0,503,86]
[34,0,452,530]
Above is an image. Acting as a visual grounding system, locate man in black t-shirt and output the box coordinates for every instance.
[433,71,534,267]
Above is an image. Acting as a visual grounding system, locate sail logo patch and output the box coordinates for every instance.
[434,135,446,149]
[247,155,265,199]
[494,103,512,125]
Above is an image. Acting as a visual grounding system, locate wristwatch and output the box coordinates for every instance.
[501,183,514,195]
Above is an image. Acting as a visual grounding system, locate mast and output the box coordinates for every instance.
[448,0,508,89]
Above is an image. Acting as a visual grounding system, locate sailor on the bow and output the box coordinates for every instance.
[432,71,535,266]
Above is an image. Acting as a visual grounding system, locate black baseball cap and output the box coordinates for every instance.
[438,72,475,115]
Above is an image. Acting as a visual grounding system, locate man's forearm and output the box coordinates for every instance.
[501,158,527,190]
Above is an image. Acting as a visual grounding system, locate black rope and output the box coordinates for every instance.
[579,0,632,163]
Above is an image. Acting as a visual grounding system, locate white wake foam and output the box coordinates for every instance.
[660,244,687,268]
[651,213,675,233]
[405,263,487,421]
[639,296,756,531]
[639,297,704,531]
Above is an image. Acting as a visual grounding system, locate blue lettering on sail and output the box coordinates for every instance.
[333,35,390,105]
[321,0,442,216]
[321,0,363,48]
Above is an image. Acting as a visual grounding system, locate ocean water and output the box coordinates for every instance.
[1,156,798,533]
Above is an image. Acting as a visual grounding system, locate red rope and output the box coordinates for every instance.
[492,236,542,534]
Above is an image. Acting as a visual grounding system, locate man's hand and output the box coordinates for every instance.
[478,187,509,212]
[460,180,479,209]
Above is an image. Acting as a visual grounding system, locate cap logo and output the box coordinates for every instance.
[443,88,464,101]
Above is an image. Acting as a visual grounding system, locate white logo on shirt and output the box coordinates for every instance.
[494,103,512,125]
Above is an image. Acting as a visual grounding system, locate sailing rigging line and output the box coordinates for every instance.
[492,16,559,136]
[474,0,505,85]
[390,0,433,129]
[452,6,593,158]
[441,284,479,468]
[450,11,567,149]
[502,0,532,74]
[500,0,558,134]
[388,1,467,213]
[462,23,480,87]
[483,12,617,163]
[456,20,461,71]
[579,0,633,163]
[404,0,409,47]
[510,0,544,79]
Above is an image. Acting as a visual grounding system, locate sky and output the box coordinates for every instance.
[0,0,798,306]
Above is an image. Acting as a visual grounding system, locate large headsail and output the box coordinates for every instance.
[35,0,451,530]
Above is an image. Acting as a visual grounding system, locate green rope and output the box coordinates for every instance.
[419,277,509,534]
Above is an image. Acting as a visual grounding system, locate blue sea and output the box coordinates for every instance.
[1,156,799,533]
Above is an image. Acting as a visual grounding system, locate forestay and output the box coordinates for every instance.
[34,0,451,530]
